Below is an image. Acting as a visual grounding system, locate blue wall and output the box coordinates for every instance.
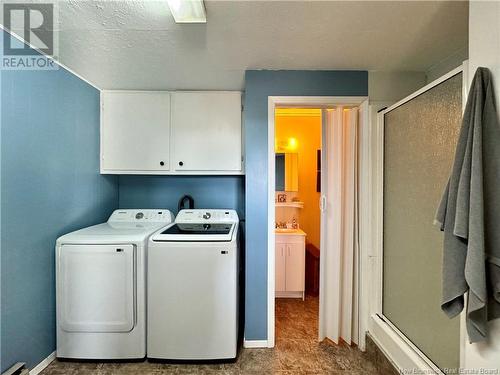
[244,70,368,340]
[119,175,245,218]
[0,34,119,371]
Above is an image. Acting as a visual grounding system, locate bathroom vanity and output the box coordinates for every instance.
[275,229,306,299]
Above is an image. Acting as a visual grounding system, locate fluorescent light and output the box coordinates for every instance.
[167,0,206,23]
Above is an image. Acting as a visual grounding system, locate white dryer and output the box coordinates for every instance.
[56,209,174,359]
[148,209,240,360]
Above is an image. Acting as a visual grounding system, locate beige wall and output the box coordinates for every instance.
[368,71,427,102]
[276,114,321,249]
[425,46,468,83]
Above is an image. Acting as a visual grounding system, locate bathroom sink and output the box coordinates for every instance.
[275,228,307,236]
[275,228,298,233]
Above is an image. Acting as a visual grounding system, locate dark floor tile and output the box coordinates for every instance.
[97,361,160,374]
[43,360,99,375]
[42,296,383,375]
[235,347,281,373]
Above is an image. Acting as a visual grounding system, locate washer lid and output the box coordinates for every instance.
[153,223,235,242]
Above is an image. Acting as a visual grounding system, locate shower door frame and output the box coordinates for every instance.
[369,63,468,373]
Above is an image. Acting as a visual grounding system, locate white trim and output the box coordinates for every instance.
[243,339,269,348]
[267,96,368,348]
[0,26,101,90]
[267,98,276,348]
[365,101,391,323]
[269,96,369,107]
[374,110,385,315]
[100,90,104,176]
[357,99,370,351]
[275,291,304,298]
[383,65,463,115]
[29,351,56,375]
[459,59,469,370]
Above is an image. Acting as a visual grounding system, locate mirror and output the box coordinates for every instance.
[275,153,298,191]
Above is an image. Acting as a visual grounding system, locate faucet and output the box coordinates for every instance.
[275,221,287,229]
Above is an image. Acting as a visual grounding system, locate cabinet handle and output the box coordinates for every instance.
[287,246,290,256]
[160,161,165,166]
[178,161,184,166]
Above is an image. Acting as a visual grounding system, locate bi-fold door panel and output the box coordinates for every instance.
[58,244,135,333]
[383,73,462,371]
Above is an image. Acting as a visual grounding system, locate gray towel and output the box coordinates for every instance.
[435,67,500,343]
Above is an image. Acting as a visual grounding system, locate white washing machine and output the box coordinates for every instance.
[56,209,174,359]
[147,209,239,360]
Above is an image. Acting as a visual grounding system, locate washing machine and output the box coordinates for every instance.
[147,209,240,360]
[55,209,174,359]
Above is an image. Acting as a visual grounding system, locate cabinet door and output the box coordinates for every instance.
[101,91,170,172]
[285,242,305,292]
[171,92,242,172]
[275,243,286,293]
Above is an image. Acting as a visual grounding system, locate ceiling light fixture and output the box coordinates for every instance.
[167,0,206,23]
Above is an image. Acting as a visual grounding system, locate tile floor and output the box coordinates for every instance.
[42,296,382,374]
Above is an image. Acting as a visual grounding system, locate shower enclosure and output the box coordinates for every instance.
[372,67,465,372]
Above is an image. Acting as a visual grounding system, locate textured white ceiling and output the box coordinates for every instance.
[4,0,468,90]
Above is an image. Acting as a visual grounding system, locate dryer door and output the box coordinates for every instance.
[58,244,135,333]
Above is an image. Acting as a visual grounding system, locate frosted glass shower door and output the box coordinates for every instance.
[382,73,462,370]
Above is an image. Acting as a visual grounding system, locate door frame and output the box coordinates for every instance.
[267,96,369,348]
[368,64,467,373]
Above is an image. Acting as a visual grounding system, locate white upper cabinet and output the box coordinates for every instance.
[171,92,242,172]
[101,91,243,175]
[101,91,171,173]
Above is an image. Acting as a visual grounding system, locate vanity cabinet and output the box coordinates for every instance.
[100,91,243,175]
[275,232,306,299]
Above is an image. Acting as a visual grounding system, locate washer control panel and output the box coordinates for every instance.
[108,209,174,223]
[175,209,239,224]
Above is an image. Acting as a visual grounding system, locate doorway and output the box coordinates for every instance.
[274,107,322,347]
[267,96,370,349]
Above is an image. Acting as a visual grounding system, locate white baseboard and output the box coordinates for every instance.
[275,291,303,299]
[243,339,269,348]
[30,351,56,375]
